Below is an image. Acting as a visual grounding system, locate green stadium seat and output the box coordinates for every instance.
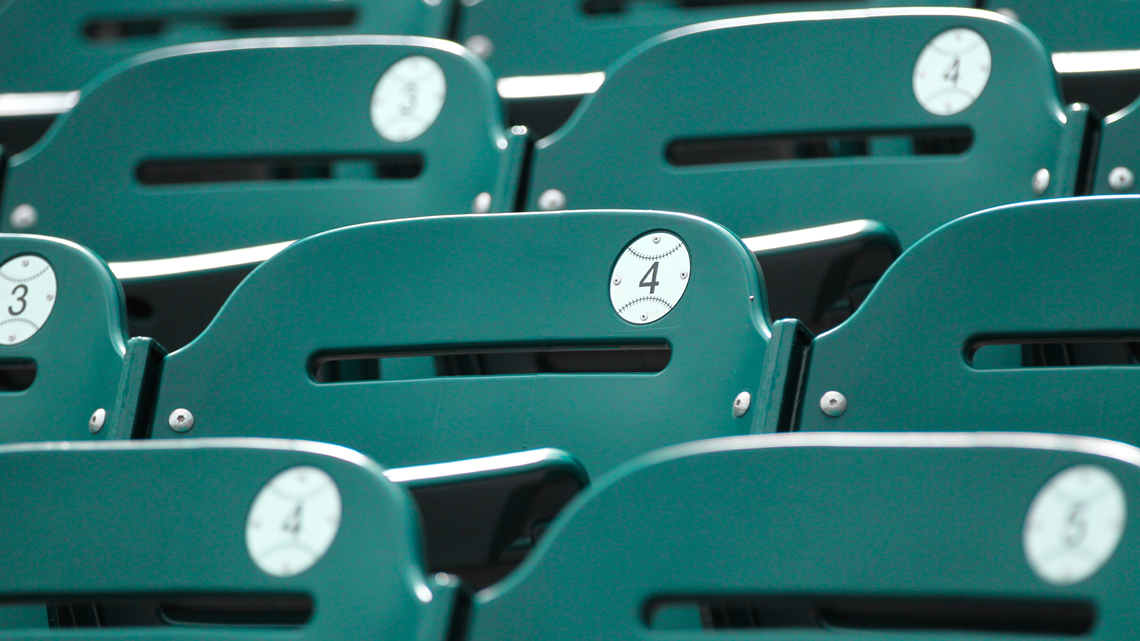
[984,1,1140,54]
[1,37,525,349]
[1095,104,1140,195]
[800,196,1140,438]
[0,438,459,636]
[470,431,1140,639]
[147,210,805,475]
[0,233,160,442]
[0,0,454,94]
[457,0,970,80]
[525,8,1094,250]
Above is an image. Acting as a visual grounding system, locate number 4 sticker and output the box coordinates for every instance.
[639,261,660,295]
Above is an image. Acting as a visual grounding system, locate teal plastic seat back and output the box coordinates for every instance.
[1094,103,1140,194]
[149,210,800,476]
[983,1,1140,53]
[801,196,1140,441]
[470,432,1140,640]
[457,0,971,78]
[0,37,523,262]
[0,0,453,93]
[527,9,1090,249]
[0,438,457,640]
[0,234,141,442]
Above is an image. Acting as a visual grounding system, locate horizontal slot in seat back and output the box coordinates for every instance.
[800,195,1140,441]
[0,438,457,639]
[526,8,1090,250]
[150,210,795,477]
[0,0,454,94]
[0,234,146,442]
[468,431,1140,640]
[457,0,973,79]
[1,37,521,262]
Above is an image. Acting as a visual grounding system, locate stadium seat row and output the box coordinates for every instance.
[4,8,1134,351]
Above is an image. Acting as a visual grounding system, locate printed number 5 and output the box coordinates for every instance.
[8,284,27,316]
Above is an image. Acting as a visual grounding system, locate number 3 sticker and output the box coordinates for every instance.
[1,254,57,345]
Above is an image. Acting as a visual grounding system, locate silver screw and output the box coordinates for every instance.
[612,276,621,286]
[472,192,492,213]
[423,0,442,5]
[435,572,451,586]
[820,391,848,417]
[1032,168,1050,195]
[639,313,648,321]
[680,271,688,280]
[510,125,528,136]
[88,408,106,434]
[169,408,195,432]
[652,235,661,244]
[464,35,494,60]
[732,391,752,418]
[9,204,37,230]
[538,189,566,211]
[1109,167,1135,193]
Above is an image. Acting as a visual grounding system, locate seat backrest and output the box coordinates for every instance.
[469,431,1140,640]
[0,438,458,640]
[0,233,155,442]
[0,0,454,93]
[526,8,1092,249]
[1,37,522,262]
[147,210,804,477]
[1094,101,1140,195]
[457,0,971,79]
[983,0,1140,53]
[800,195,1140,440]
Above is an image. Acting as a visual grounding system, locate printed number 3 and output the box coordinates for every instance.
[8,284,27,316]
[640,262,660,295]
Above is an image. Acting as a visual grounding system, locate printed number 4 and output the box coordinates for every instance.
[8,284,27,316]
[640,262,660,295]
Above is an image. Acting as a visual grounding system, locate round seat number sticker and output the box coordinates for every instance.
[913,28,992,116]
[370,56,447,143]
[610,232,690,324]
[1023,464,1126,585]
[1,254,57,346]
[246,466,342,578]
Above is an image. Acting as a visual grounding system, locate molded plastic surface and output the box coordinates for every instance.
[151,210,793,476]
[471,431,1140,640]
[0,234,129,442]
[527,9,1084,248]
[802,196,1140,441]
[0,0,453,93]
[457,0,970,78]
[984,0,1140,53]
[1,37,522,261]
[0,438,455,641]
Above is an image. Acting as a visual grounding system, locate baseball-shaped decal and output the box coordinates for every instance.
[1023,465,1126,586]
[610,232,690,325]
[913,28,992,116]
[370,56,447,143]
[246,466,342,578]
[1,254,57,346]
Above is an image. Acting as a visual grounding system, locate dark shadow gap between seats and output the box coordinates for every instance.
[0,360,35,392]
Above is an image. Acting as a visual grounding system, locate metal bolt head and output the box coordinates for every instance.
[9,204,37,230]
[652,235,661,244]
[994,7,1019,21]
[639,313,648,321]
[464,35,494,60]
[1032,168,1050,195]
[435,572,451,586]
[680,271,688,280]
[510,125,528,136]
[169,408,195,432]
[732,391,752,418]
[537,189,566,211]
[472,192,492,213]
[1109,167,1135,193]
[612,276,621,285]
[88,408,106,434]
[820,391,847,417]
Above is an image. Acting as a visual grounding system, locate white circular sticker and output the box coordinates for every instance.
[246,466,343,578]
[610,232,690,325]
[1,254,57,346]
[1023,465,1126,586]
[370,56,447,143]
[913,28,992,116]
